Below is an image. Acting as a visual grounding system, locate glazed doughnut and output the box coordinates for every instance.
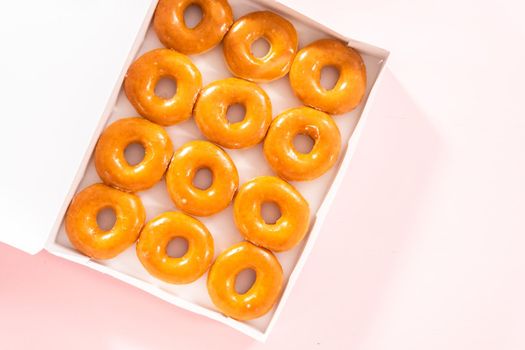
[124,48,202,125]
[207,241,283,320]
[154,0,233,55]
[65,183,145,260]
[136,211,214,284]
[194,78,272,149]
[289,39,367,115]
[263,107,341,181]
[95,117,173,192]
[166,140,239,216]
[233,176,309,251]
[223,11,298,82]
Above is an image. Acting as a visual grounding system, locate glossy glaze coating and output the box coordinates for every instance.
[194,78,272,149]
[166,140,239,216]
[289,39,367,115]
[233,176,309,251]
[124,48,202,125]
[65,184,146,260]
[95,117,173,192]
[154,0,233,55]
[136,211,214,284]
[207,241,283,320]
[263,107,341,181]
[223,11,298,82]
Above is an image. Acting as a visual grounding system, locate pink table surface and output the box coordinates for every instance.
[2,0,525,349]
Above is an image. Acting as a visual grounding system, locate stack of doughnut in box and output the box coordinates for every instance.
[65,0,366,321]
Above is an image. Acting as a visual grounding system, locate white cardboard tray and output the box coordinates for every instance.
[6,0,389,342]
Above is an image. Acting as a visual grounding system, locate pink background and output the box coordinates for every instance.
[1,0,525,349]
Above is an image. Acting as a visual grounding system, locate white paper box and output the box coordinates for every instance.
[0,0,389,342]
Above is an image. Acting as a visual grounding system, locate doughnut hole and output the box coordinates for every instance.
[235,268,257,294]
[293,133,315,154]
[261,201,282,225]
[192,167,213,190]
[124,142,146,166]
[251,37,271,58]
[320,65,340,90]
[183,4,203,29]
[96,207,116,231]
[226,103,246,124]
[166,237,189,258]
[154,76,177,99]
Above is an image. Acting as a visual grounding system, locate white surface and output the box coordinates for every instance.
[47,0,386,339]
[0,0,152,254]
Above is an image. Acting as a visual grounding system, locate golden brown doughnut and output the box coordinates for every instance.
[136,211,214,284]
[233,176,309,251]
[194,78,272,149]
[95,117,173,192]
[166,140,239,216]
[65,183,145,260]
[289,39,367,114]
[223,11,298,82]
[263,107,341,181]
[207,241,283,320]
[124,48,202,125]
[153,0,233,55]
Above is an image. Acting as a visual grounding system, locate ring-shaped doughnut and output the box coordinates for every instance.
[166,140,239,216]
[194,78,272,149]
[136,211,214,284]
[263,107,341,181]
[223,11,298,82]
[124,48,202,125]
[65,183,146,260]
[233,176,309,251]
[289,39,367,114]
[95,117,173,192]
[153,0,233,55]
[207,241,283,320]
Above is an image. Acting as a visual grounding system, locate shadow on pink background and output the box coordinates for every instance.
[0,69,440,349]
